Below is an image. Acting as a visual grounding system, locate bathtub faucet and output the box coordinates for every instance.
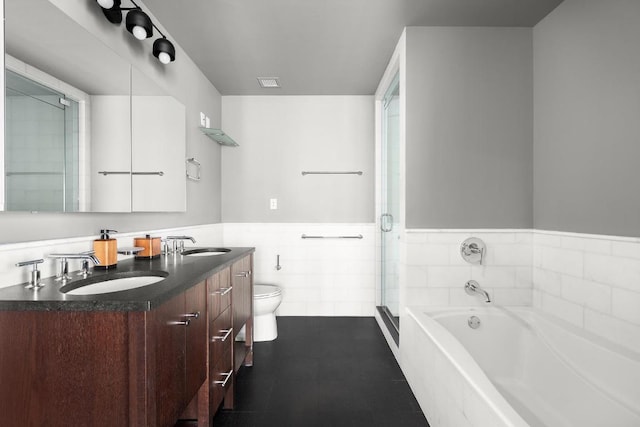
[465,280,491,303]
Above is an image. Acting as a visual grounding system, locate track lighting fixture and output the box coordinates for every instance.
[125,9,152,40]
[153,38,176,64]
[94,0,176,64]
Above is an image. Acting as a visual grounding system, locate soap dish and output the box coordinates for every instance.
[117,247,145,255]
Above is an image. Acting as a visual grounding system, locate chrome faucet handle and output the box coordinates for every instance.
[15,259,45,289]
[460,237,486,265]
[49,252,100,281]
[166,236,196,253]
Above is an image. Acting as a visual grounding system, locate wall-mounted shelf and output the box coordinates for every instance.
[199,127,239,147]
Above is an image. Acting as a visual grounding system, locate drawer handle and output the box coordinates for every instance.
[213,287,232,296]
[234,271,249,278]
[184,312,200,319]
[168,319,190,326]
[212,328,233,342]
[213,370,233,387]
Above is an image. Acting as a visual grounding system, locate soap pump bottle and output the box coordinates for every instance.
[94,229,118,269]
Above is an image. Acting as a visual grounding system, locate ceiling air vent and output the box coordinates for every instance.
[257,77,281,88]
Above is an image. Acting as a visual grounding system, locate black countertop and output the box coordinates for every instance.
[0,247,254,312]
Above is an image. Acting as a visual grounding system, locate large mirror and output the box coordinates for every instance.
[3,0,186,212]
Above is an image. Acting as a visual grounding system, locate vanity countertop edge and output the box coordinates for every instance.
[0,247,255,312]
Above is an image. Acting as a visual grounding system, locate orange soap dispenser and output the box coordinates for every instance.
[93,229,118,269]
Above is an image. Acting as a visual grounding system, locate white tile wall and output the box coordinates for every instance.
[401,230,533,312]
[533,230,640,353]
[223,223,376,316]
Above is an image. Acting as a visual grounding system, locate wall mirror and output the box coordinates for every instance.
[3,0,186,213]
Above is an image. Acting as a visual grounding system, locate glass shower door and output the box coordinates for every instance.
[380,73,400,332]
[4,70,79,211]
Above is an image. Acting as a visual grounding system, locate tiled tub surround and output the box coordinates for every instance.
[402,306,640,427]
[402,230,533,309]
[223,223,376,316]
[533,230,640,354]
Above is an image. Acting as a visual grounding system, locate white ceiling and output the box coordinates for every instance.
[142,0,564,95]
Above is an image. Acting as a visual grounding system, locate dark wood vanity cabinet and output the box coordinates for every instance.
[150,280,207,427]
[0,251,253,427]
[192,254,254,425]
[0,281,207,427]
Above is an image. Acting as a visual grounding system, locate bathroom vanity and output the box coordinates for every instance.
[0,248,254,427]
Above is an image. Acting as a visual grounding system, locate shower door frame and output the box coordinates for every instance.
[374,35,406,347]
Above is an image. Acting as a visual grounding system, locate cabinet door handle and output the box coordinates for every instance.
[184,312,200,319]
[213,287,232,296]
[212,328,233,342]
[213,370,233,387]
[234,272,249,278]
[168,319,190,326]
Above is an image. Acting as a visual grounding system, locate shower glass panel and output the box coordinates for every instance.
[4,70,79,211]
[380,73,400,332]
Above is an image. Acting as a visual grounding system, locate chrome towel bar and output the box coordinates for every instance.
[97,171,165,176]
[301,234,363,239]
[301,171,363,176]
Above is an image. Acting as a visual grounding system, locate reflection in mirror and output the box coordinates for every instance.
[4,0,131,212]
[131,68,186,212]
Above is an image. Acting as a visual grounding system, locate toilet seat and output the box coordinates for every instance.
[254,284,281,299]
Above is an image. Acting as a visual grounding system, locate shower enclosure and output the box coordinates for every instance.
[4,70,80,212]
[378,73,401,340]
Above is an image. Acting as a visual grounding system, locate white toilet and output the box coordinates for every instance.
[238,284,283,342]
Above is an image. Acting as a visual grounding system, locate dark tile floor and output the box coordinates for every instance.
[211,316,430,427]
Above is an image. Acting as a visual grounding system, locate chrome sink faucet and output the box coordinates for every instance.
[49,252,100,281]
[165,236,196,254]
[465,280,491,303]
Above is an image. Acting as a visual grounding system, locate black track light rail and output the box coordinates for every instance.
[96,0,176,63]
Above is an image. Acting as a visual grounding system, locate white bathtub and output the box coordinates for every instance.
[401,306,640,427]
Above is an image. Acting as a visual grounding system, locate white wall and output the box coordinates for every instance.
[224,223,375,316]
[221,96,377,315]
[221,96,374,223]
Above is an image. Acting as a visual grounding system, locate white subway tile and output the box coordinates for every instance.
[540,246,584,277]
[406,243,450,266]
[405,288,450,306]
[533,232,563,248]
[533,267,562,296]
[493,288,532,306]
[426,266,471,288]
[584,253,640,292]
[561,235,612,254]
[470,267,517,288]
[612,240,640,260]
[406,265,428,287]
[561,275,612,314]
[611,288,640,325]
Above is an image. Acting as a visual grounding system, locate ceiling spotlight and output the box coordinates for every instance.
[126,9,153,40]
[96,0,123,24]
[153,38,176,64]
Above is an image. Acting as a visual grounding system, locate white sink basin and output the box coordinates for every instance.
[185,251,228,257]
[182,248,231,257]
[63,272,167,295]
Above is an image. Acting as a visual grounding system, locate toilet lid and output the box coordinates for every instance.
[254,284,281,299]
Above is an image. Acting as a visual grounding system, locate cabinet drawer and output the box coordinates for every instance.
[210,347,233,413]
[208,279,231,318]
[210,306,232,363]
